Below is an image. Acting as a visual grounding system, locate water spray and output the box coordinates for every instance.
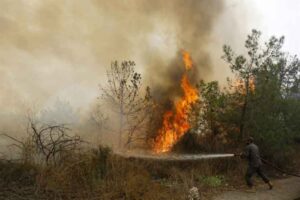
[116,152,235,161]
[116,151,300,177]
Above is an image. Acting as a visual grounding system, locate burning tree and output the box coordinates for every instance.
[153,51,199,153]
[222,30,263,139]
[100,61,153,149]
[222,29,297,139]
[222,29,300,158]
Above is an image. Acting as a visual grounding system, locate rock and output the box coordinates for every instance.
[188,186,200,200]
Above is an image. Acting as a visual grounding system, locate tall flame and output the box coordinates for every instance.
[153,51,199,153]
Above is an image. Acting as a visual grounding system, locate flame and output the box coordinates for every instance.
[153,51,199,153]
[232,76,255,94]
[249,77,255,93]
[182,50,192,70]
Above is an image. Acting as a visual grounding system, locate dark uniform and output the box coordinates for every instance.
[242,143,270,187]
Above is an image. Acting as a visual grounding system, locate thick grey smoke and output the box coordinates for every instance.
[0,1,259,147]
[139,1,224,106]
[0,0,223,114]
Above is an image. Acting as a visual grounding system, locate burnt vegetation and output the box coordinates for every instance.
[0,30,300,199]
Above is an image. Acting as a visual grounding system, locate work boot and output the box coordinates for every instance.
[267,182,273,190]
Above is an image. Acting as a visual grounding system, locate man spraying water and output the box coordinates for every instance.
[237,137,273,190]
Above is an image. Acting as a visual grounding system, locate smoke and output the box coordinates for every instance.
[0,0,258,146]
[138,1,224,107]
[0,0,223,111]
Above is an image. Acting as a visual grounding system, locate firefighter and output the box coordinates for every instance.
[237,136,273,190]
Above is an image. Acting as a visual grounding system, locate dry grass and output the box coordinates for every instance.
[0,145,273,200]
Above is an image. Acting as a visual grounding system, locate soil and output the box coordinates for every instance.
[213,177,300,200]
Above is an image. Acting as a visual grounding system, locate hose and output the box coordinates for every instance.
[261,158,300,178]
[234,154,300,177]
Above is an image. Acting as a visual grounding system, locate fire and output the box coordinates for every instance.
[182,50,193,70]
[153,51,199,153]
[232,76,255,94]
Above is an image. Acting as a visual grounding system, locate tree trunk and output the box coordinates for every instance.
[119,81,124,150]
[239,77,250,140]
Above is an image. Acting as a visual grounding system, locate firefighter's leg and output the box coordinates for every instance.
[245,167,255,187]
[257,167,273,189]
[256,167,269,183]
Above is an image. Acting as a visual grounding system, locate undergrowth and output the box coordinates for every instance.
[0,145,247,200]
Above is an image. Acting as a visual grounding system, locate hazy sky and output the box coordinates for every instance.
[0,0,299,116]
[252,0,300,55]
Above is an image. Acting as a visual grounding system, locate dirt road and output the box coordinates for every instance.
[214,177,300,200]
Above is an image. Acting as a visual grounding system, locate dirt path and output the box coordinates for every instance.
[214,177,300,200]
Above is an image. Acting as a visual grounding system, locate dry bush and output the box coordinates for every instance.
[36,154,91,195]
[0,150,247,200]
[98,156,168,200]
[34,147,185,200]
[0,160,37,187]
[28,119,84,166]
[97,156,246,200]
[32,146,110,198]
[1,118,84,167]
[1,132,247,200]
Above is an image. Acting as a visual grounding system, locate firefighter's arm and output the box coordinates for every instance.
[240,146,250,159]
[234,153,242,157]
[235,147,250,159]
[234,153,246,159]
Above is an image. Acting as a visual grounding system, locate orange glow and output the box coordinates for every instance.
[182,50,193,70]
[232,76,255,94]
[153,51,199,153]
[249,77,255,93]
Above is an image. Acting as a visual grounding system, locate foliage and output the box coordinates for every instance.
[185,81,238,152]
[222,29,300,161]
[201,175,224,187]
[180,29,300,160]
[0,29,300,199]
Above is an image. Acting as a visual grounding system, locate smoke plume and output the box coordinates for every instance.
[0,1,260,148]
[0,0,225,113]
